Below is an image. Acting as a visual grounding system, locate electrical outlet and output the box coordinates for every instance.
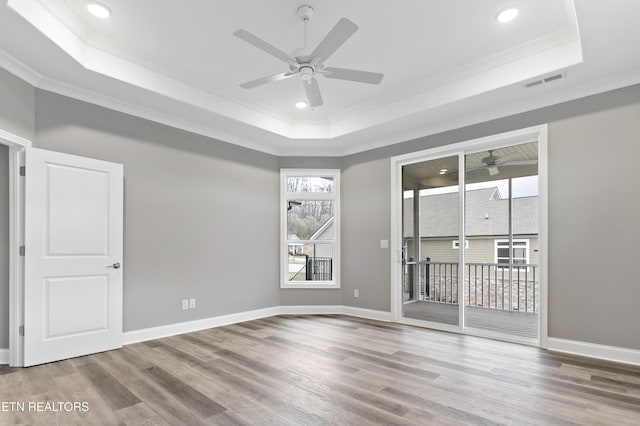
[182,299,189,310]
[354,289,359,298]
[189,298,196,309]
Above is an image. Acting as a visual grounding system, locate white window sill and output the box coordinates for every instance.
[281,282,340,289]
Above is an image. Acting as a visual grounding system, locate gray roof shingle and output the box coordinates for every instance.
[404,187,538,237]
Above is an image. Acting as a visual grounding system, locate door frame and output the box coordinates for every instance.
[390,124,548,348]
[0,129,30,366]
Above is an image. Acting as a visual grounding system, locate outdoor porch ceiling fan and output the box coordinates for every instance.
[233,5,384,108]
[470,150,538,176]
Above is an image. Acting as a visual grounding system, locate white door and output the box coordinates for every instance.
[24,148,123,366]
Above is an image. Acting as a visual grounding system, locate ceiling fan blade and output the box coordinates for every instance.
[323,67,384,84]
[310,18,358,63]
[234,29,295,64]
[304,79,323,107]
[501,160,538,166]
[239,72,296,89]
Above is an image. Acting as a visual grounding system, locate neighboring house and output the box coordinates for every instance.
[404,187,539,266]
[309,216,334,259]
[287,217,335,281]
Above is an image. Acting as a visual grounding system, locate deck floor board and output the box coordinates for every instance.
[404,301,538,338]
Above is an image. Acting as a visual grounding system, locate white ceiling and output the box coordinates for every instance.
[1,0,639,156]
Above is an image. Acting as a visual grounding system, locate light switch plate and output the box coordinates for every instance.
[380,239,389,249]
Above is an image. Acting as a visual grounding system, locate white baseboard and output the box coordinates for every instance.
[342,305,392,322]
[8,312,640,369]
[547,337,640,367]
[123,306,281,345]
[277,305,343,315]
[123,305,390,345]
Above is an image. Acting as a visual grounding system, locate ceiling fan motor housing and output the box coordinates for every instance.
[299,66,314,81]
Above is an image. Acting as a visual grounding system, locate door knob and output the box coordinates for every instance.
[107,262,121,269]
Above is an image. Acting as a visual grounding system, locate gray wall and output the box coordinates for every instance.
[341,84,640,350]
[548,101,640,349]
[0,145,8,348]
[34,90,281,331]
[0,67,35,141]
[342,157,392,311]
[1,64,639,352]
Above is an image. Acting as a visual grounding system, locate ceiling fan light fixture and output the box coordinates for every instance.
[295,101,308,109]
[87,2,112,19]
[496,8,519,23]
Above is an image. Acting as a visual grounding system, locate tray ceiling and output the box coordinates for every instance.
[1,0,639,155]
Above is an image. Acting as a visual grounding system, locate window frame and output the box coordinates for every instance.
[494,239,530,268]
[280,169,340,289]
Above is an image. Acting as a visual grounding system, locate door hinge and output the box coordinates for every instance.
[19,166,25,176]
[19,325,24,337]
[19,246,25,256]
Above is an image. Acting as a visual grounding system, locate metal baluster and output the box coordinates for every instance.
[489,265,498,310]
[451,263,454,303]
[468,264,471,306]
[517,267,520,311]
[454,263,458,304]
[445,263,448,303]
[533,266,536,313]
[441,263,444,303]
[481,265,485,307]
[496,266,505,311]
[430,263,434,301]
[448,263,451,303]
[474,265,477,306]
[525,266,528,312]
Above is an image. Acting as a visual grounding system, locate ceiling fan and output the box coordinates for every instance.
[233,5,384,108]
[470,150,538,176]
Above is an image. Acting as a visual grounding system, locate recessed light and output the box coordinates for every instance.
[295,101,308,109]
[87,2,112,19]
[496,8,518,23]
[439,169,448,175]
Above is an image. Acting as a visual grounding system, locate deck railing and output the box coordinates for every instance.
[290,256,332,281]
[420,261,538,313]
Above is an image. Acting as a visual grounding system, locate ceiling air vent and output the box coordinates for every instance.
[525,80,544,88]
[524,72,565,89]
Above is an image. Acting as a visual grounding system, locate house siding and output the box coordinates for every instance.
[404,235,539,266]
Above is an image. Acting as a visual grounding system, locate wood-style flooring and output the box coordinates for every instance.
[1,315,639,425]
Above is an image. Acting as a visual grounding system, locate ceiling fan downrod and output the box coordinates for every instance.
[297,5,314,48]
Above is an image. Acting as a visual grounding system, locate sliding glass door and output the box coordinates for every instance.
[402,155,460,327]
[396,134,543,344]
[464,142,539,340]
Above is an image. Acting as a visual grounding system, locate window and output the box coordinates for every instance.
[281,169,340,288]
[495,239,529,267]
[452,240,469,249]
